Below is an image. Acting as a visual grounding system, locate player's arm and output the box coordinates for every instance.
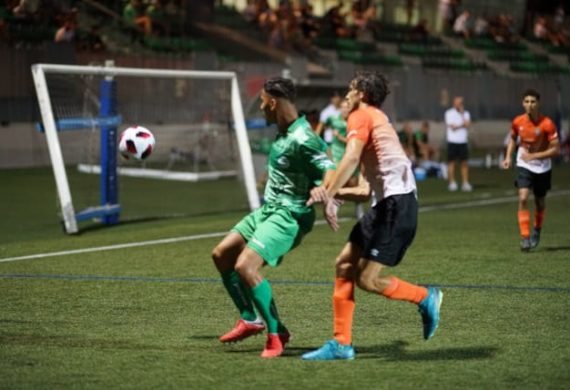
[336,173,371,202]
[522,139,560,161]
[315,121,325,136]
[502,136,517,169]
[326,137,365,198]
[334,130,348,144]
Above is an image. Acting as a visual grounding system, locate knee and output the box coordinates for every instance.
[355,272,376,292]
[234,256,256,281]
[211,244,224,265]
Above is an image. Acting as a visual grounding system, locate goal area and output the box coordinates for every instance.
[31,63,259,234]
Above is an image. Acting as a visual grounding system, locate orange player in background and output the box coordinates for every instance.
[502,89,560,251]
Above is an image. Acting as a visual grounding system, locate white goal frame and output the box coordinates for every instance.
[31,63,260,234]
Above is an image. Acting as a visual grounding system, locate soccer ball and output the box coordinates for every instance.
[118,126,155,160]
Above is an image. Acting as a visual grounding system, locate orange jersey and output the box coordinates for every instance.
[511,114,557,153]
[511,113,558,173]
[347,105,416,199]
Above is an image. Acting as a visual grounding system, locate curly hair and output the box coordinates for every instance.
[264,77,297,101]
[350,71,390,108]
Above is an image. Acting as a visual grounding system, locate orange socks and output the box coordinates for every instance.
[518,210,530,238]
[381,276,428,304]
[333,278,355,346]
[534,209,545,229]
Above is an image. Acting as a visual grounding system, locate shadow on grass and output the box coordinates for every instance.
[274,340,498,361]
[543,246,570,252]
[355,340,498,361]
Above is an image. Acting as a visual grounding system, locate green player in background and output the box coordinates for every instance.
[325,99,365,218]
[211,77,335,358]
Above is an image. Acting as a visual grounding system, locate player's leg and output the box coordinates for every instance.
[301,242,360,361]
[235,208,302,358]
[530,169,550,249]
[517,185,531,251]
[362,192,442,340]
[212,232,264,343]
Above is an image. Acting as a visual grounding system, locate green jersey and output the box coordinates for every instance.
[264,116,335,215]
[325,114,347,162]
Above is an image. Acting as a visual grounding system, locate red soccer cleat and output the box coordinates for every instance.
[261,334,285,358]
[219,319,265,343]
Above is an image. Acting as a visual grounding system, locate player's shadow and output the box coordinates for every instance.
[543,246,570,252]
[286,340,498,361]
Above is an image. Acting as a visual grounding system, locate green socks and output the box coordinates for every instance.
[221,270,257,322]
[251,279,285,334]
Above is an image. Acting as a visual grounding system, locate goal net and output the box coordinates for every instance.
[32,63,259,234]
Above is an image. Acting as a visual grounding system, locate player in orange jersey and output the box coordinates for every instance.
[502,89,560,251]
[301,71,442,361]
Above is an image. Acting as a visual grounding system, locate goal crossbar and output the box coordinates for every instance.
[32,63,260,234]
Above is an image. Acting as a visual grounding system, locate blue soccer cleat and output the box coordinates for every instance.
[418,287,443,340]
[301,339,355,361]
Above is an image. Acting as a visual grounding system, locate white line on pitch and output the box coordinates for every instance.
[1,189,569,264]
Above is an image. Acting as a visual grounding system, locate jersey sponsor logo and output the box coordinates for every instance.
[276,156,290,168]
[370,248,379,257]
[519,126,524,131]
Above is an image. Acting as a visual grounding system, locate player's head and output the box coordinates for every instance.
[260,77,296,124]
[331,91,342,108]
[346,71,390,109]
[522,89,540,115]
[340,99,350,119]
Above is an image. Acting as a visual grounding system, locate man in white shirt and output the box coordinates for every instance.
[316,92,342,146]
[444,96,472,192]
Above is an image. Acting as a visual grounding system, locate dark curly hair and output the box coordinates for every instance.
[350,71,390,108]
[264,77,296,102]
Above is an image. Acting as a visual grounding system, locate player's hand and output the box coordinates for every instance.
[521,149,533,162]
[501,158,511,169]
[307,186,329,206]
[324,198,343,231]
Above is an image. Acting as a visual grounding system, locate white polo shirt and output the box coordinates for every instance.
[445,107,471,144]
[319,103,340,144]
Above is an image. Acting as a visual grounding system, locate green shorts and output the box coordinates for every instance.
[231,203,314,267]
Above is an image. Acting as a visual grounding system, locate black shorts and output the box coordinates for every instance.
[515,167,551,197]
[349,191,418,267]
[447,143,469,162]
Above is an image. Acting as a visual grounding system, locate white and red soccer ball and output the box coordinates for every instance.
[118,126,155,160]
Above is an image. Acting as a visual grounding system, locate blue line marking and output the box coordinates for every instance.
[1,274,569,293]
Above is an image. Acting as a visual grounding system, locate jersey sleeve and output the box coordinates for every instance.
[346,110,372,143]
[299,134,335,181]
[545,119,559,142]
[510,118,519,138]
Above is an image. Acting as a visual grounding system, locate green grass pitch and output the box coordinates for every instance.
[1,166,569,388]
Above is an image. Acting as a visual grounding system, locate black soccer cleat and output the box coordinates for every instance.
[530,228,541,249]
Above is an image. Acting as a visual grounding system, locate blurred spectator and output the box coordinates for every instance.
[81,24,105,51]
[414,121,439,162]
[147,0,168,36]
[321,4,352,38]
[439,0,458,33]
[533,16,548,40]
[123,0,152,35]
[453,10,471,38]
[445,96,472,192]
[411,18,430,42]
[12,0,40,19]
[54,18,76,43]
[397,122,416,162]
[298,4,319,41]
[473,13,489,37]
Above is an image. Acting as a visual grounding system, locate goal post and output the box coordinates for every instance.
[31,63,260,234]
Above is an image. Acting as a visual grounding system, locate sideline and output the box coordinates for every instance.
[1,189,569,264]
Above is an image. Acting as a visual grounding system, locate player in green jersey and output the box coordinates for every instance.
[212,77,336,358]
[326,99,365,218]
